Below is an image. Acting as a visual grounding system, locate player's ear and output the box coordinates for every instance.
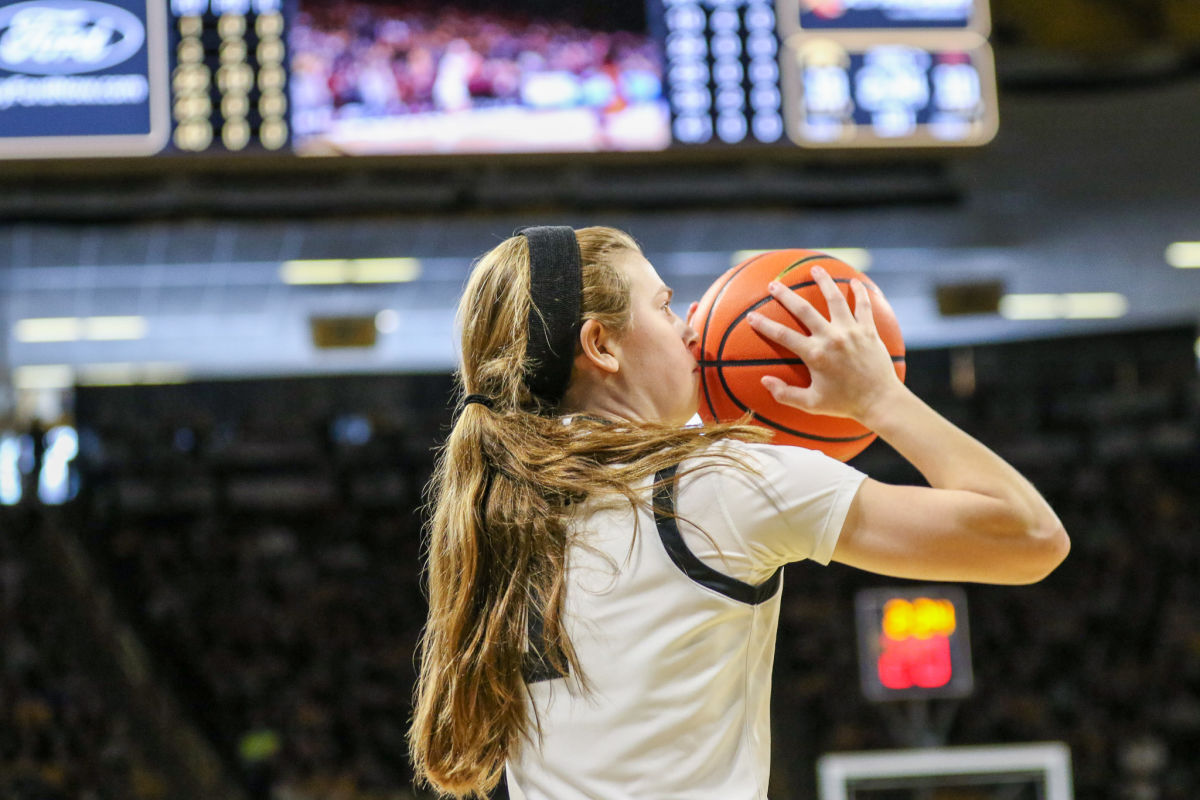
[577,318,619,375]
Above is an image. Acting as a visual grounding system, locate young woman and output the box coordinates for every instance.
[410,226,1069,799]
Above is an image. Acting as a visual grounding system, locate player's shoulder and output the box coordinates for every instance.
[673,441,820,502]
[682,437,842,474]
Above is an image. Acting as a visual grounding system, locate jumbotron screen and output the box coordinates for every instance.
[0,0,997,159]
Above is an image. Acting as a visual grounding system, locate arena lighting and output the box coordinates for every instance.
[1165,242,1200,268]
[0,434,22,506]
[83,316,149,340]
[13,365,74,391]
[38,426,79,505]
[280,258,422,285]
[374,309,401,333]
[14,316,148,343]
[80,363,187,387]
[76,362,189,387]
[13,318,82,343]
[998,293,1128,320]
[731,248,873,271]
[77,363,137,387]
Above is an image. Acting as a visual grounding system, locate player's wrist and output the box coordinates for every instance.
[852,380,915,432]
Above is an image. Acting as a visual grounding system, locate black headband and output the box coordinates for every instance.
[519,225,582,410]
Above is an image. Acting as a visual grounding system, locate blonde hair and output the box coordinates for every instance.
[409,226,767,796]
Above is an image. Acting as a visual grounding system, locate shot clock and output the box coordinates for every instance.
[854,585,974,701]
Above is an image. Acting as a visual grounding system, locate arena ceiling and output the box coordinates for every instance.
[1,75,1198,391]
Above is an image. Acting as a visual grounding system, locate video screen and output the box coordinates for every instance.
[288,0,670,155]
[798,0,977,31]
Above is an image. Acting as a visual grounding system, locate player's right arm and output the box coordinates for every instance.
[747,266,1069,585]
[832,388,1069,585]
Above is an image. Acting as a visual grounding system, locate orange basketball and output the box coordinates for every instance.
[692,250,906,461]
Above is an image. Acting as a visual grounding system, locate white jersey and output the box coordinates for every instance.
[507,439,867,800]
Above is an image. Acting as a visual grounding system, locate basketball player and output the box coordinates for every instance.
[409,226,1068,799]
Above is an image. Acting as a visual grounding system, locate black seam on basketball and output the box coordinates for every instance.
[700,355,906,367]
[732,392,876,442]
[714,276,851,421]
[775,254,836,282]
[708,269,888,442]
[701,259,901,434]
[700,376,873,443]
[715,276,852,363]
[700,358,806,367]
[754,415,874,442]
[700,251,774,423]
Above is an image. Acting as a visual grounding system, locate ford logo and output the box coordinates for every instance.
[0,0,146,76]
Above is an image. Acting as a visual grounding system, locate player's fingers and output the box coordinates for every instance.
[762,375,814,410]
[686,300,699,327]
[850,279,877,335]
[748,309,813,357]
[811,266,854,325]
[766,281,829,335]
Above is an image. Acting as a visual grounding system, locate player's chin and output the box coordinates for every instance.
[663,393,699,428]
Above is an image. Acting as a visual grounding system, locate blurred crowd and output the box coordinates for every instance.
[4,338,1198,799]
[289,0,663,137]
[0,514,166,800]
[74,380,440,800]
[106,508,426,800]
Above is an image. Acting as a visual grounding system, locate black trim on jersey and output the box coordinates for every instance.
[653,465,782,605]
[523,608,569,684]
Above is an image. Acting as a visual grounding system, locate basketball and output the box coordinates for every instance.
[692,250,906,461]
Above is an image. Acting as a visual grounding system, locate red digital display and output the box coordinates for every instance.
[877,597,955,689]
[855,587,973,701]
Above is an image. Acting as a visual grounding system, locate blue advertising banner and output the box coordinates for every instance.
[0,0,168,157]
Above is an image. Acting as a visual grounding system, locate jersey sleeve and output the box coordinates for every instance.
[676,440,867,581]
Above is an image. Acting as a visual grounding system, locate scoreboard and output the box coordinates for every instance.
[169,0,288,153]
[778,0,995,147]
[0,0,996,159]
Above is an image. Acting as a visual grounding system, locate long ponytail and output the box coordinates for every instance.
[409,228,767,796]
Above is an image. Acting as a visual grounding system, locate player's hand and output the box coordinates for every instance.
[685,301,699,329]
[746,265,903,424]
